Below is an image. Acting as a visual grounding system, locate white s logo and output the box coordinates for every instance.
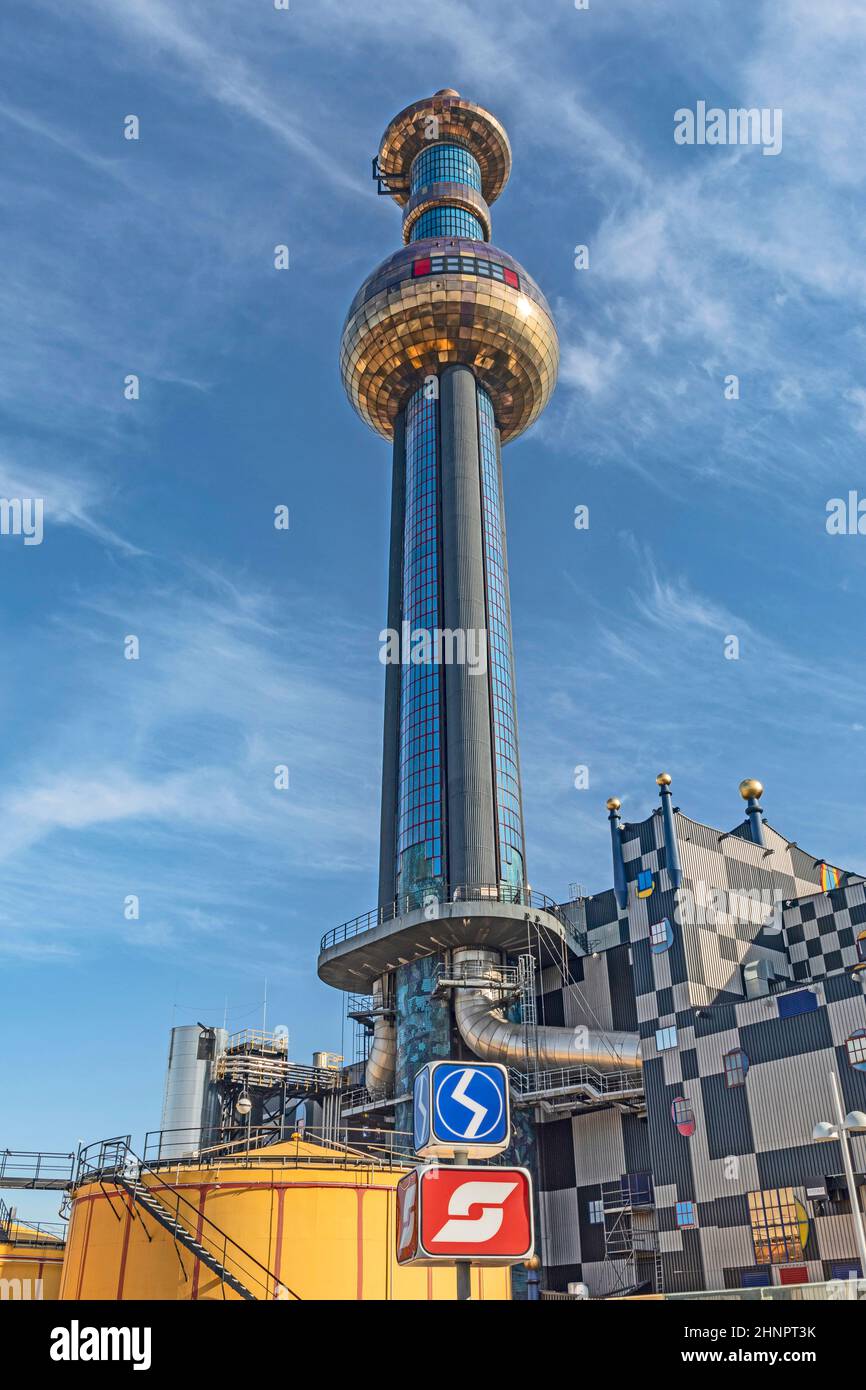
[429,1181,518,1244]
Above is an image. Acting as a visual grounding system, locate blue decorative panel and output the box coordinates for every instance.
[778,990,818,1019]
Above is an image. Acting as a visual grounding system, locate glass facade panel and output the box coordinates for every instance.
[724,1048,749,1086]
[396,385,445,902]
[410,205,485,242]
[477,386,525,890]
[747,1188,805,1264]
[410,142,482,195]
[676,1201,697,1228]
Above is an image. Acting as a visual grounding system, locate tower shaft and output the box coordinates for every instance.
[379,366,525,908]
[326,89,561,1100]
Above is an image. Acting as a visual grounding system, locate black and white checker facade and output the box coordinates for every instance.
[536,804,866,1296]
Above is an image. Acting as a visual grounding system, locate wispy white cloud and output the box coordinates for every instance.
[0,455,142,553]
[0,567,382,961]
[71,0,367,197]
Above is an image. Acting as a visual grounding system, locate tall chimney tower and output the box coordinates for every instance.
[321,90,562,1101]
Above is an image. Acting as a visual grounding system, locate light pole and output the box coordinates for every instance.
[811,1069,866,1277]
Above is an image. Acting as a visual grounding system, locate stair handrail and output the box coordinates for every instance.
[77,1137,300,1300]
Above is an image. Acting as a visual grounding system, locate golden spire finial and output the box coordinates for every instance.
[739,778,764,801]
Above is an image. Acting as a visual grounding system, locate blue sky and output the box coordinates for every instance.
[3,0,866,1211]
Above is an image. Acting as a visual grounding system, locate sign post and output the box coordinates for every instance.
[453,1146,471,1302]
[398,1060,534,1300]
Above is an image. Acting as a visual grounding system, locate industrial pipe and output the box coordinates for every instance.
[452,948,642,1071]
[365,975,396,1095]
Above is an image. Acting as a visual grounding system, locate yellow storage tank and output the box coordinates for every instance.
[60,1136,510,1301]
[0,1220,65,1301]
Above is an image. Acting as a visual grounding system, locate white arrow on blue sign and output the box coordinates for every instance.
[413,1060,510,1158]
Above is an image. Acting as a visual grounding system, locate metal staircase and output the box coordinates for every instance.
[119,1178,263,1301]
[77,1137,300,1301]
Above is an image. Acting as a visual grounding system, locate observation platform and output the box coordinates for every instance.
[317,884,583,991]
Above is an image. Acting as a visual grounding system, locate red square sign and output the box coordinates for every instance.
[397,1164,533,1266]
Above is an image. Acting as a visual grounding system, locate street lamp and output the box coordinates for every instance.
[811,1070,866,1276]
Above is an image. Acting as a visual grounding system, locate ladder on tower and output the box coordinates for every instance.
[518,953,539,1073]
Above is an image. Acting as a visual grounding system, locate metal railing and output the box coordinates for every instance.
[143,1124,299,1164]
[214,1055,341,1091]
[300,1126,415,1168]
[509,1065,644,1104]
[76,1136,299,1300]
[0,1196,66,1247]
[339,1086,395,1111]
[223,1028,288,1054]
[659,1280,866,1302]
[434,957,520,992]
[0,1149,76,1190]
[321,883,572,953]
[139,1123,414,1172]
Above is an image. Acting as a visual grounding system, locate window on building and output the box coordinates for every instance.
[723,1048,749,1087]
[675,1201,697,1228]
[588,1199,604,1225]
[411,205,486,241]
[820,863,840,892]
[671,1096,696,1136]
[857,931,866,964]
[637,869,654,899]
[650,917,673,953]
[656,1025,678,1052]
[747,1188,806,1264]
[846,1029,866,1071]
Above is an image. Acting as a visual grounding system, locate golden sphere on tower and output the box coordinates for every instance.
[606,797,621,812]
[656,772,672,786]
[739,778,764,801]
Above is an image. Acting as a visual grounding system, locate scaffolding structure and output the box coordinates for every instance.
[602,1174,663,1296]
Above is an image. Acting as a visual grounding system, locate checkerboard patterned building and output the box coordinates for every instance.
[536,788,866,1296]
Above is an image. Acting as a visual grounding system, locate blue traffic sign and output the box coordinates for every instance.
[413,1069,431,1150]
[433,1064,508,1146]
[413,1061,510,1157]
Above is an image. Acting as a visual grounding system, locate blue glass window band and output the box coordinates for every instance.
[410,143,482,195]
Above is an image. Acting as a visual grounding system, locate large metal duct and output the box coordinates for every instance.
[452,948,642,1071]
[365,975,396,1095]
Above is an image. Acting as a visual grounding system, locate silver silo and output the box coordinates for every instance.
[159,1024,227,1159]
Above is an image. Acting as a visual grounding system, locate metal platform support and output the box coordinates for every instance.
[0,1150,76,1191]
